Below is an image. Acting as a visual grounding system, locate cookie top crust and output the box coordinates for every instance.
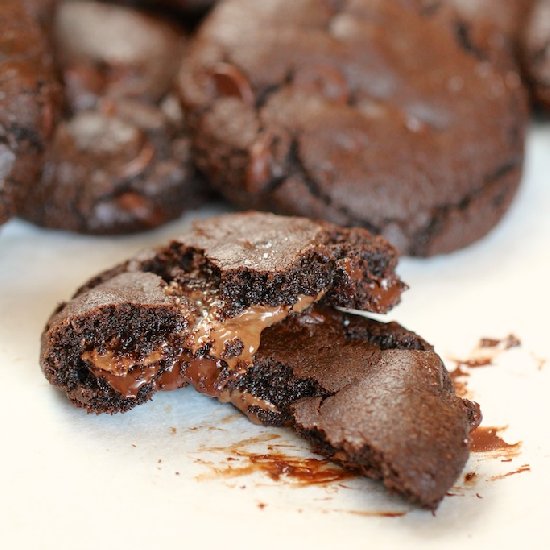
[82,211,406,315]
[178,0,526,255]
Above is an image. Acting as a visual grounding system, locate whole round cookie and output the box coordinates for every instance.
[17,0,211,234]
[179,0,527,256]
[523,0,550,109]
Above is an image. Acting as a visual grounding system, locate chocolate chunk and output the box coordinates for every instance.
[178,0,527,256]
[42,212,404,413]
[0,0,61,225]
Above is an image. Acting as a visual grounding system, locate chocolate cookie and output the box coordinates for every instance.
[18,1,210,234]
[178,0,527,256]
[231,307,481,509]
[42,212,404,413]
[0,0,61,225]
[41,212,477,507]
[523,0,550,109]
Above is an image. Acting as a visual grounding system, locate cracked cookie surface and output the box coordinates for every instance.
[179,0,527,256]
[238,306,481,509]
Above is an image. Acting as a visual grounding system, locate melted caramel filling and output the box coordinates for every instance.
[82,293,321,413]
[82,348,164,375]
[191,293,318,368]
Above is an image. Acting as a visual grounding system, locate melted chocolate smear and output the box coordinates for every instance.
[198,451,354,486]
[196,435,407,518]
[450,333,522,370]
[196,433,354,486]
[490,464,531,480]
[478,335,521,350]
[449,365,471,398]
[470,426,521,458]
[463,471,477,485]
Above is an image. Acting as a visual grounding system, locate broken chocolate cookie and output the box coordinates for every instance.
[42,212,404,412]
[41,212,478,507]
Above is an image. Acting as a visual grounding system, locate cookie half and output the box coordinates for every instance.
[231,307,481,509]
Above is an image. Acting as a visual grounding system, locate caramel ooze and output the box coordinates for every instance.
[82,293,320,401]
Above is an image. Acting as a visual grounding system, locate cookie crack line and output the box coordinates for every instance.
[452,20,488,61]
[282,137,382,236]
[409,156,522,256]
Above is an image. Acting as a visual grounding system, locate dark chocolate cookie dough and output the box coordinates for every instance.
[0,0,61,225]
[523,0,550,109]
[41,212,477,507]
[18,0,209,234]
[179,0,527,256]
